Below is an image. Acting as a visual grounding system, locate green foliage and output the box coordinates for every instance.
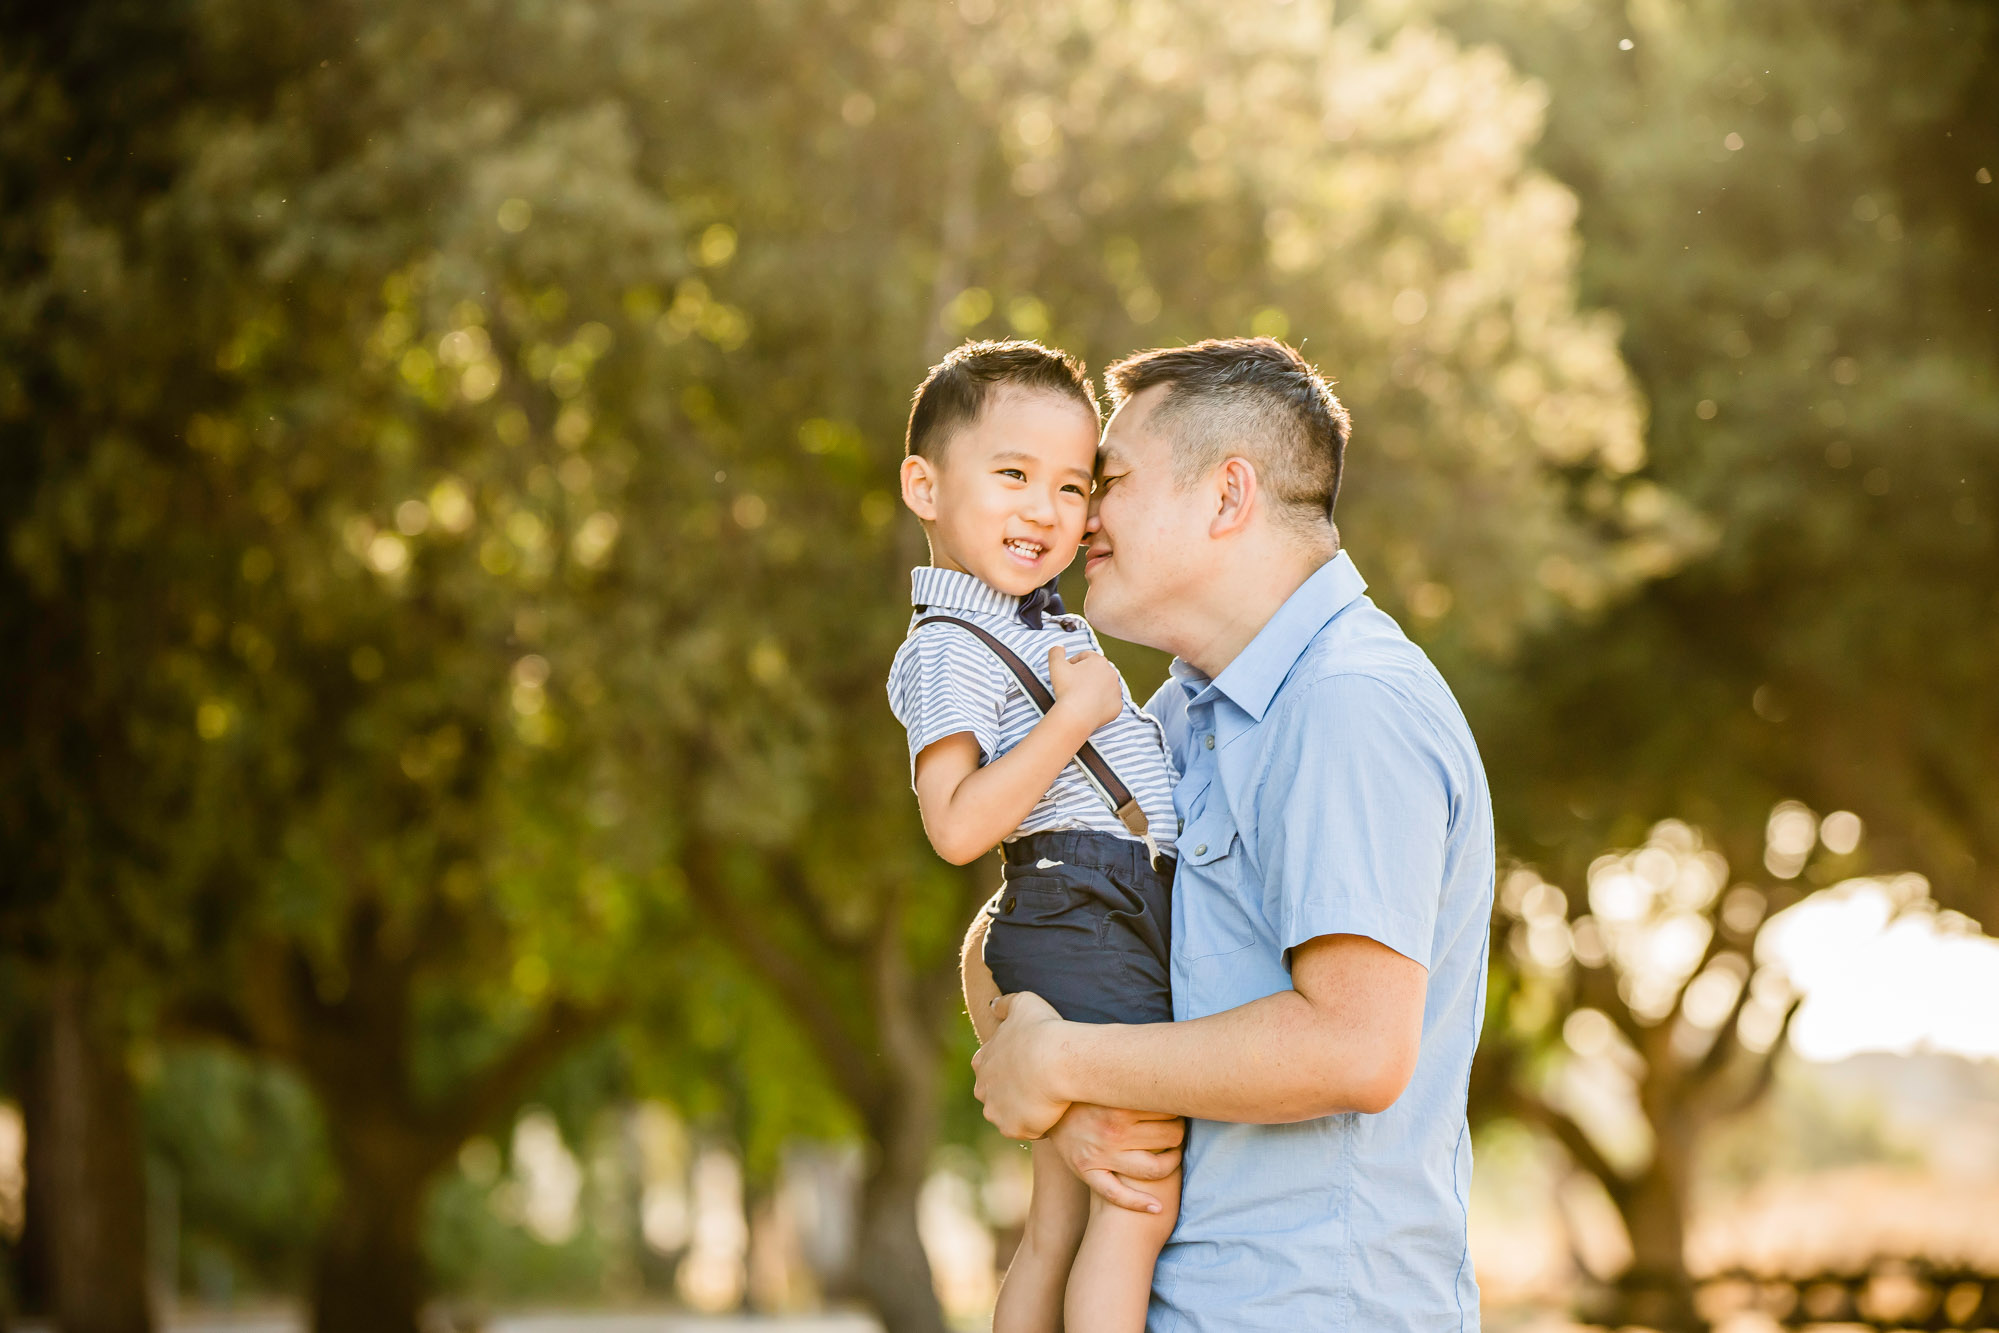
[1429,0,1999,916]
[141,1044,333,1295]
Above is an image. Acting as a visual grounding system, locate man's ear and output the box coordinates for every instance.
[1209,456,1260,539]
[901,453,940,522]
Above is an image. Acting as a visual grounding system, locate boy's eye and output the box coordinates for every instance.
[998,468,1026,481]
[1061,482,1087,496]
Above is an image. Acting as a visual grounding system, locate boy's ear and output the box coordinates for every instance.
[900,453,941,522]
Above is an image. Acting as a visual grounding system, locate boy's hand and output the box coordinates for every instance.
[1047,645,1123,732]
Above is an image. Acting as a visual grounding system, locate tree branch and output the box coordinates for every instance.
[1510,1085,1632,1209]
[682,835,885,1116]
[768,849,868,957]
[161,991,259,1049]
[1687,964,1758,1090]
[431,998,618,1141]
[1573,959,1651,1054]
[1665,916,1736,1034]
[869,895,942,1097]
[1711,997,1800,1119]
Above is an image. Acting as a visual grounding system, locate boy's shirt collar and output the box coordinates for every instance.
[910,565,1079,631]
[909,565,1030,619]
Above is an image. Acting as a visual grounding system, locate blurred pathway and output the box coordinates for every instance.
[18,1314,883,1333]
[492,1317,881,1333]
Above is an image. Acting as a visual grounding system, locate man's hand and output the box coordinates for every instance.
[1047,646,1124,732]
[970,992,1072,1139]
[1045,1103,1184,1213]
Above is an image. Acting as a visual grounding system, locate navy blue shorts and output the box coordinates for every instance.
[982,830,1174,1026]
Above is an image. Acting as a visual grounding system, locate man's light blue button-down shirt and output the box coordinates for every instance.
[1144,552,1493,1332]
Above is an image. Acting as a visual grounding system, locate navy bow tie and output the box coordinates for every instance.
[1018,577,1066,630]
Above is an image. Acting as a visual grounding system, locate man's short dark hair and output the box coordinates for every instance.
[1106,337,1351,535]
[905,339,1100,460]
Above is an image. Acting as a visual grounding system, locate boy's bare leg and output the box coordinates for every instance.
[1065,1158,1181,1333]
[966,909,1179,1327]
[972,912,1084,1329]
[992,1140,1090,1333]
[963,909,1004,1043]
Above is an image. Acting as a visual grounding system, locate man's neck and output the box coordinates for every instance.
[1175,544,1332,679]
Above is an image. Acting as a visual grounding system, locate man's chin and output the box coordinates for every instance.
[1080,583,1130,638]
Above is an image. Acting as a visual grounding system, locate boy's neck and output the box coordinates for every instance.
[922,537,978,582]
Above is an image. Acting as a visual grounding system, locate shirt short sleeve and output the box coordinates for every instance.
[1252,673,1455,969]
[886,625,1013,775]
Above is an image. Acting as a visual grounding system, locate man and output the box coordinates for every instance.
[962,338,1495,1330]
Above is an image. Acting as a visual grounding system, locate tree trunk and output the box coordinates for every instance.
[15,1015,55,1322]
[853,1096,946,1333]
[1611,1118,1698,1332]
[308,1110,441,1333]
[40,971,153,1333]
[678,840,965,1333]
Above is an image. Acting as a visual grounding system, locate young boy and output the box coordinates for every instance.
[886,340,1181,1332]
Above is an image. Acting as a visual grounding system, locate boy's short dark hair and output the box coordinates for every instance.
[1106,337,1351,533]
[905,339,1100,460]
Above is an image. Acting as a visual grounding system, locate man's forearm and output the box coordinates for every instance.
[1047,986,1412,1123]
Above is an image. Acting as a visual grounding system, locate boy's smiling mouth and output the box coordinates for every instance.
[1004,537,1048,564]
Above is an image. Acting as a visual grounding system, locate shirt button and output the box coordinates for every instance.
[1194,844,1207,856]
[1204,734,1215,750]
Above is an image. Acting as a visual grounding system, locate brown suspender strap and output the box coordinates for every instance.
[914,614,1151,842]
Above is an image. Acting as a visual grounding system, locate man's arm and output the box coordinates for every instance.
[972,931,1424,1138]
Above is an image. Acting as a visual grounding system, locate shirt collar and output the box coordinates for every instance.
[1171,550,1369,722]
[909,565,1023,619]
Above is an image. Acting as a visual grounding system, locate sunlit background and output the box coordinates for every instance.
[2,0,1994,1331]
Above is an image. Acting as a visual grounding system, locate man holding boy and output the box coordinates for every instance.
[965,339,1495,1330]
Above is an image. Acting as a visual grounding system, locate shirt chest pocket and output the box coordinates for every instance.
[1176,809,1259,960]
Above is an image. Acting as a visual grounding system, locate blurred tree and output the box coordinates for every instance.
[1409,1,1996,1317]
[1429,0,1999,923]
[1472,821,1806,1329]
[0,3,683,1328]
[2,2,1697,1331]
[593,3,1691,1330]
